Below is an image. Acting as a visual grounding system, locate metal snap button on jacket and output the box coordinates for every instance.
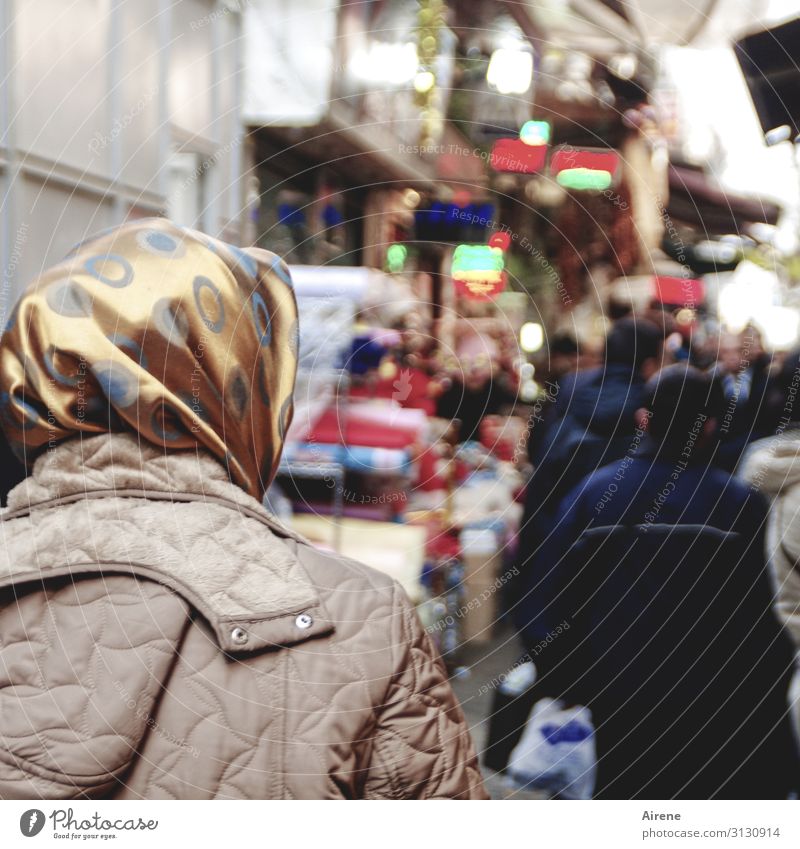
[295,613,313,630]
[231,626,249,645]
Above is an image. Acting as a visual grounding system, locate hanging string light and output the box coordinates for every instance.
[415,0,447,146]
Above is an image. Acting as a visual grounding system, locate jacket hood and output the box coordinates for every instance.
[0,218,298,498]
[1,433,332,653]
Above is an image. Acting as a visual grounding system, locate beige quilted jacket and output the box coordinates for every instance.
[0,434,487,800]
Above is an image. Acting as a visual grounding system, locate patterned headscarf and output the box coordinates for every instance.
[0,218,298,498]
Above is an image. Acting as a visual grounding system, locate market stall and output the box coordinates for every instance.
[271,263,527,662]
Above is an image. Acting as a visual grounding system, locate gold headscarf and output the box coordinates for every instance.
[0,218,298,498]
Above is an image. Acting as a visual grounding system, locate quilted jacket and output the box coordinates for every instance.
[741,429,800,744]
[741,429,800,648]
[0,433,487,800]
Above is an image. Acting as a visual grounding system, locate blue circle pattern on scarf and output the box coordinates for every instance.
[251,292,272,347]
[84,254,134,288]
[193,276,226,334]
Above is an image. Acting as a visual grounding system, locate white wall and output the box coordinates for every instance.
[0,0,247,310]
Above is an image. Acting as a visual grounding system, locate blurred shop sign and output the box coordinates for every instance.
[653,275,704,307]
[550,147,620,179]
[452,244,507,300]
[490,138,547,173]
[415,202,496,243]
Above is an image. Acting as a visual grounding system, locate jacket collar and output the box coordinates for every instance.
[1,433,333,652]
[7,432,278,515]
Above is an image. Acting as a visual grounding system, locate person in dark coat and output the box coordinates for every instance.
[515,364,798,799]
[515,317,665,617]
[527,317,664,511]
[436,358,517,443]
[710,329,774,472]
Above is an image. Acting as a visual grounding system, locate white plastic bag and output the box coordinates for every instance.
[507,697,596,799]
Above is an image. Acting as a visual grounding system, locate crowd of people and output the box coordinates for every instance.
[506,315,800,798]
[346,320,521,445]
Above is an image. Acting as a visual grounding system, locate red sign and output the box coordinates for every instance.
[653,276,705,307]
[488,231,511,250]
[490,139,548,173]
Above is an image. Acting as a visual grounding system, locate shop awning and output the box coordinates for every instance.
[667,164,781,234]
[251,116,439,193]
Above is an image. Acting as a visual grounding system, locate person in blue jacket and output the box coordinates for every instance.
[524,317,664,534]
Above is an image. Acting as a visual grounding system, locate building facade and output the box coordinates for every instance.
[0,0,247,317]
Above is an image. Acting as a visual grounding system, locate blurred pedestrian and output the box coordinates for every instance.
[0,218,487,800]
[546,333,579,382]
[518,318,664,578]
[710,328,773,471]
[530,317,663,476]
[436,352,516,443]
